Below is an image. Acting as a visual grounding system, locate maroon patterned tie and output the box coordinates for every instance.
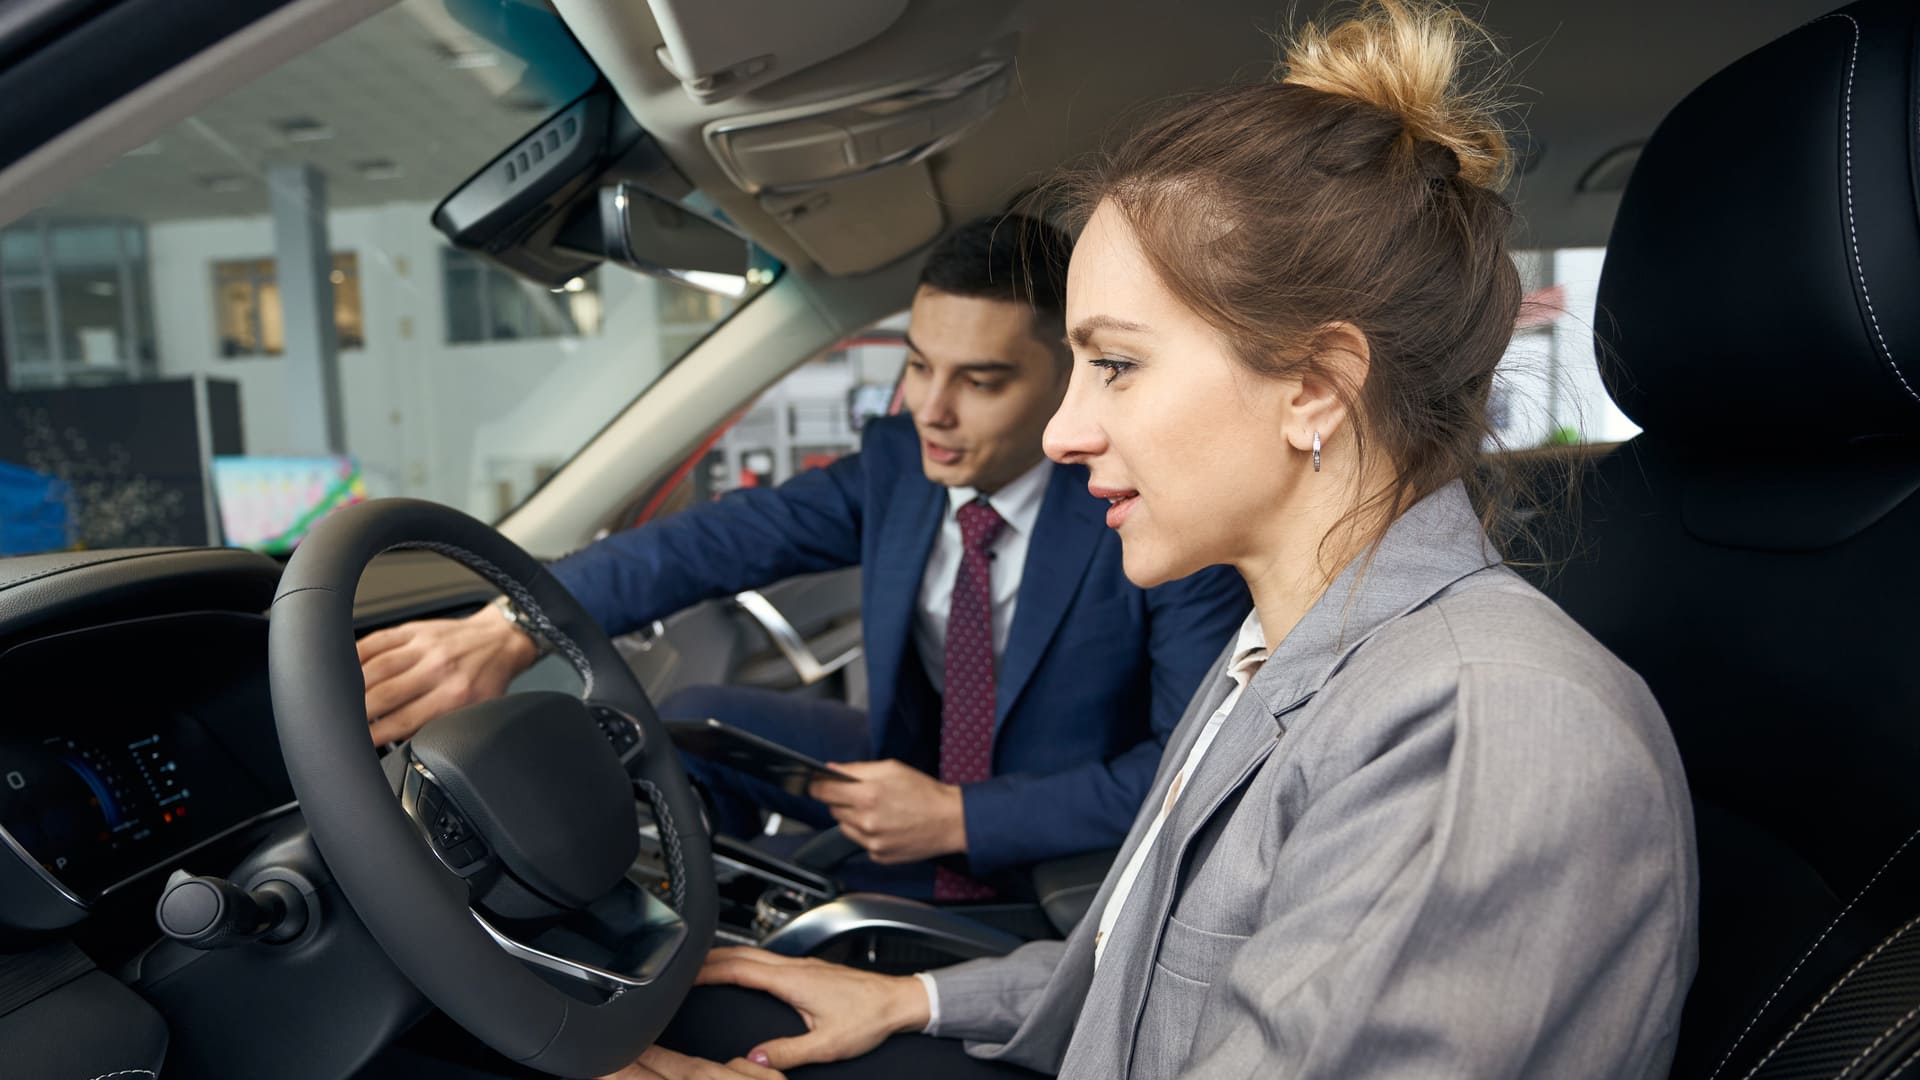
[935,498,1005,900]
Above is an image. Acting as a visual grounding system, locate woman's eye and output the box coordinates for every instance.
[1088,357,1135,386]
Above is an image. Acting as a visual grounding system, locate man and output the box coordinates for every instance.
[357,215,1248,898]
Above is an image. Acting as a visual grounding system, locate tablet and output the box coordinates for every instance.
[667,717,858,797]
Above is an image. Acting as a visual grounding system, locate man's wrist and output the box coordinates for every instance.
[480,598,542,670]
[943,781,969,855]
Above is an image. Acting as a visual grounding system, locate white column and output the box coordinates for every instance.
[268,163,344,453]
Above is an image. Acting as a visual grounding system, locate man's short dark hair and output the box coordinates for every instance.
[917,214,1072,335]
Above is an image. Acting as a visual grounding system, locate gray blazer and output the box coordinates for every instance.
[928,482,1698,1079]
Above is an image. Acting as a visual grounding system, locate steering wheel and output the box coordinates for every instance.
[268,499,716,1077]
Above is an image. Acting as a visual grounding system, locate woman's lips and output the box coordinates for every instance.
[924,441,963,465]
[1089,485,1140,529]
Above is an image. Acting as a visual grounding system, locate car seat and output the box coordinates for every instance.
[1524,1,1920,1075]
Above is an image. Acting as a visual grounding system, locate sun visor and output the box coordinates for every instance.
[758,162,942,276]
[645,0,909,104]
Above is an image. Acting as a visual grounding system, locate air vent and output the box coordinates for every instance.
[504,114,585,185]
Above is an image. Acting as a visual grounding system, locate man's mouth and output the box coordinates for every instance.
[1088,485,1140,529]
[924,440,963,466]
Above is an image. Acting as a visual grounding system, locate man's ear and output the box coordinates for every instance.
[1285,321,1370,455]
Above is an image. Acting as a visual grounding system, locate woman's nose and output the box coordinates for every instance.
[1044,384,1106,465]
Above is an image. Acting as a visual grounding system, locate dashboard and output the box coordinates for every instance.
[0,546,501,1079]
[0,612,294,904]
[0,546,495,934]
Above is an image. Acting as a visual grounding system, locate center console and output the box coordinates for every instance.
[636,826,1027,970]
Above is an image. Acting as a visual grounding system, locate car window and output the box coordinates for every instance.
[629,313,910,529]
[0,0,777,557]
[1495,247,1639,448]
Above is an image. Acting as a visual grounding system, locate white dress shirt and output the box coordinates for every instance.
[1093,610,1268,967]
[912,458,1052,694]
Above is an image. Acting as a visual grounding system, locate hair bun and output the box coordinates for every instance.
[1278,0,1513,190]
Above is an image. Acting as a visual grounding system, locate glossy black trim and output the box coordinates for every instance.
[0,0,295,174]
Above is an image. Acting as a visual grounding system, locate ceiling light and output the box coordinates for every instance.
[329,270,347,285]
[448,50,499,69]
[355,160,404,181]
[560,276,587,293]
[200,175,247,193]
[276,117,334,143]
[678,270,748,298]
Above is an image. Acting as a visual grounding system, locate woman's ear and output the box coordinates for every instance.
[1285,321,1371,454]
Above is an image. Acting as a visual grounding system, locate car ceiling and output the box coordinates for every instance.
[562,0,1840,276]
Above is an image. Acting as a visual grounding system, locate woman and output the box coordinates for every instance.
[620,2,1697,1077]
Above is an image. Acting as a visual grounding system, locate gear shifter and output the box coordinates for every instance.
[155,869,308,948]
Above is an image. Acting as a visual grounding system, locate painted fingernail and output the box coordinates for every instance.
[749,1050,771,1066]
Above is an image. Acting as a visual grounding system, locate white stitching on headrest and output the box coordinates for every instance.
[85,1070,157,1079]
[1829,13,1920,408]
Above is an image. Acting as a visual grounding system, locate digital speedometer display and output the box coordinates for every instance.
[0,721,262,898]
[0,612,292,902]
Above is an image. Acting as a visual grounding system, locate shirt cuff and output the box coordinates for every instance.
[913,971,941,1036]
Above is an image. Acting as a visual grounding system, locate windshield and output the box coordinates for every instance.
[0,0,777,556]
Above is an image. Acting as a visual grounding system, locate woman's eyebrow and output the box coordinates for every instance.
[1068,315,1152,349]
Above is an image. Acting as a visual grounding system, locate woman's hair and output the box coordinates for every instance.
[1051,0,1525,569]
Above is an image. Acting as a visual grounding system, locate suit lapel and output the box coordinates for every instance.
[862,472,945,745]
[1049,650,1242,1077]
[1101,688,1286,1077]
[995,464,1105,722]
[1085,484,1502,1074]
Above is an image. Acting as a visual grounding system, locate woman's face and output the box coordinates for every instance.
[1045,200,1312,588]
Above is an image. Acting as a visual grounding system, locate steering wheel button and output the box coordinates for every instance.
[447,839,486,868]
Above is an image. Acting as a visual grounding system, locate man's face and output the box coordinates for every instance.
[900,286,1068,493]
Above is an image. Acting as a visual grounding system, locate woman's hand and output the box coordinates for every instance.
[696,947,932,1070]
[599,1045,786,1080]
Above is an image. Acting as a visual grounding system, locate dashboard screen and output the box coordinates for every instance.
[0,612,292,901]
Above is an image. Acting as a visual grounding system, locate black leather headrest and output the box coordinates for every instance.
[1597,0,1920,441]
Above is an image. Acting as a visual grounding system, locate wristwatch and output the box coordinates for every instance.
[490,594,555,658]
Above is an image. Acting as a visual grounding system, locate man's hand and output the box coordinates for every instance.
[598,1045,785,1080]
[807,759,966,864]
[695,947,929,1070]
[357,604,539,744]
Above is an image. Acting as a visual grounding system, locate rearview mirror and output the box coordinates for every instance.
[433,86,759,297]
[589,183,753,298]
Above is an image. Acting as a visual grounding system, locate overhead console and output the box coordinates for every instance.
[703,54,1012,195]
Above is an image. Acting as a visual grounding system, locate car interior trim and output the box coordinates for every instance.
[732,589,862,685]
[0,0,394,226]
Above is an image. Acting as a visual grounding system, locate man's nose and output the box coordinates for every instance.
[919,378,959,428]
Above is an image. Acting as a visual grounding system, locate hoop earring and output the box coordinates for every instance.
[1311,431,1322,473]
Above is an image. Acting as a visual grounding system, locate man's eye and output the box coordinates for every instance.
[1089,358,1135,386]
[968,379,1004,391]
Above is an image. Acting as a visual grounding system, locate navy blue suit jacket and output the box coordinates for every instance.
[547,415,1249,876]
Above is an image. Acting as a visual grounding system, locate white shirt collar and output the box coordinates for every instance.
[1228,609,1270,686]
[947,457,1052,537]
